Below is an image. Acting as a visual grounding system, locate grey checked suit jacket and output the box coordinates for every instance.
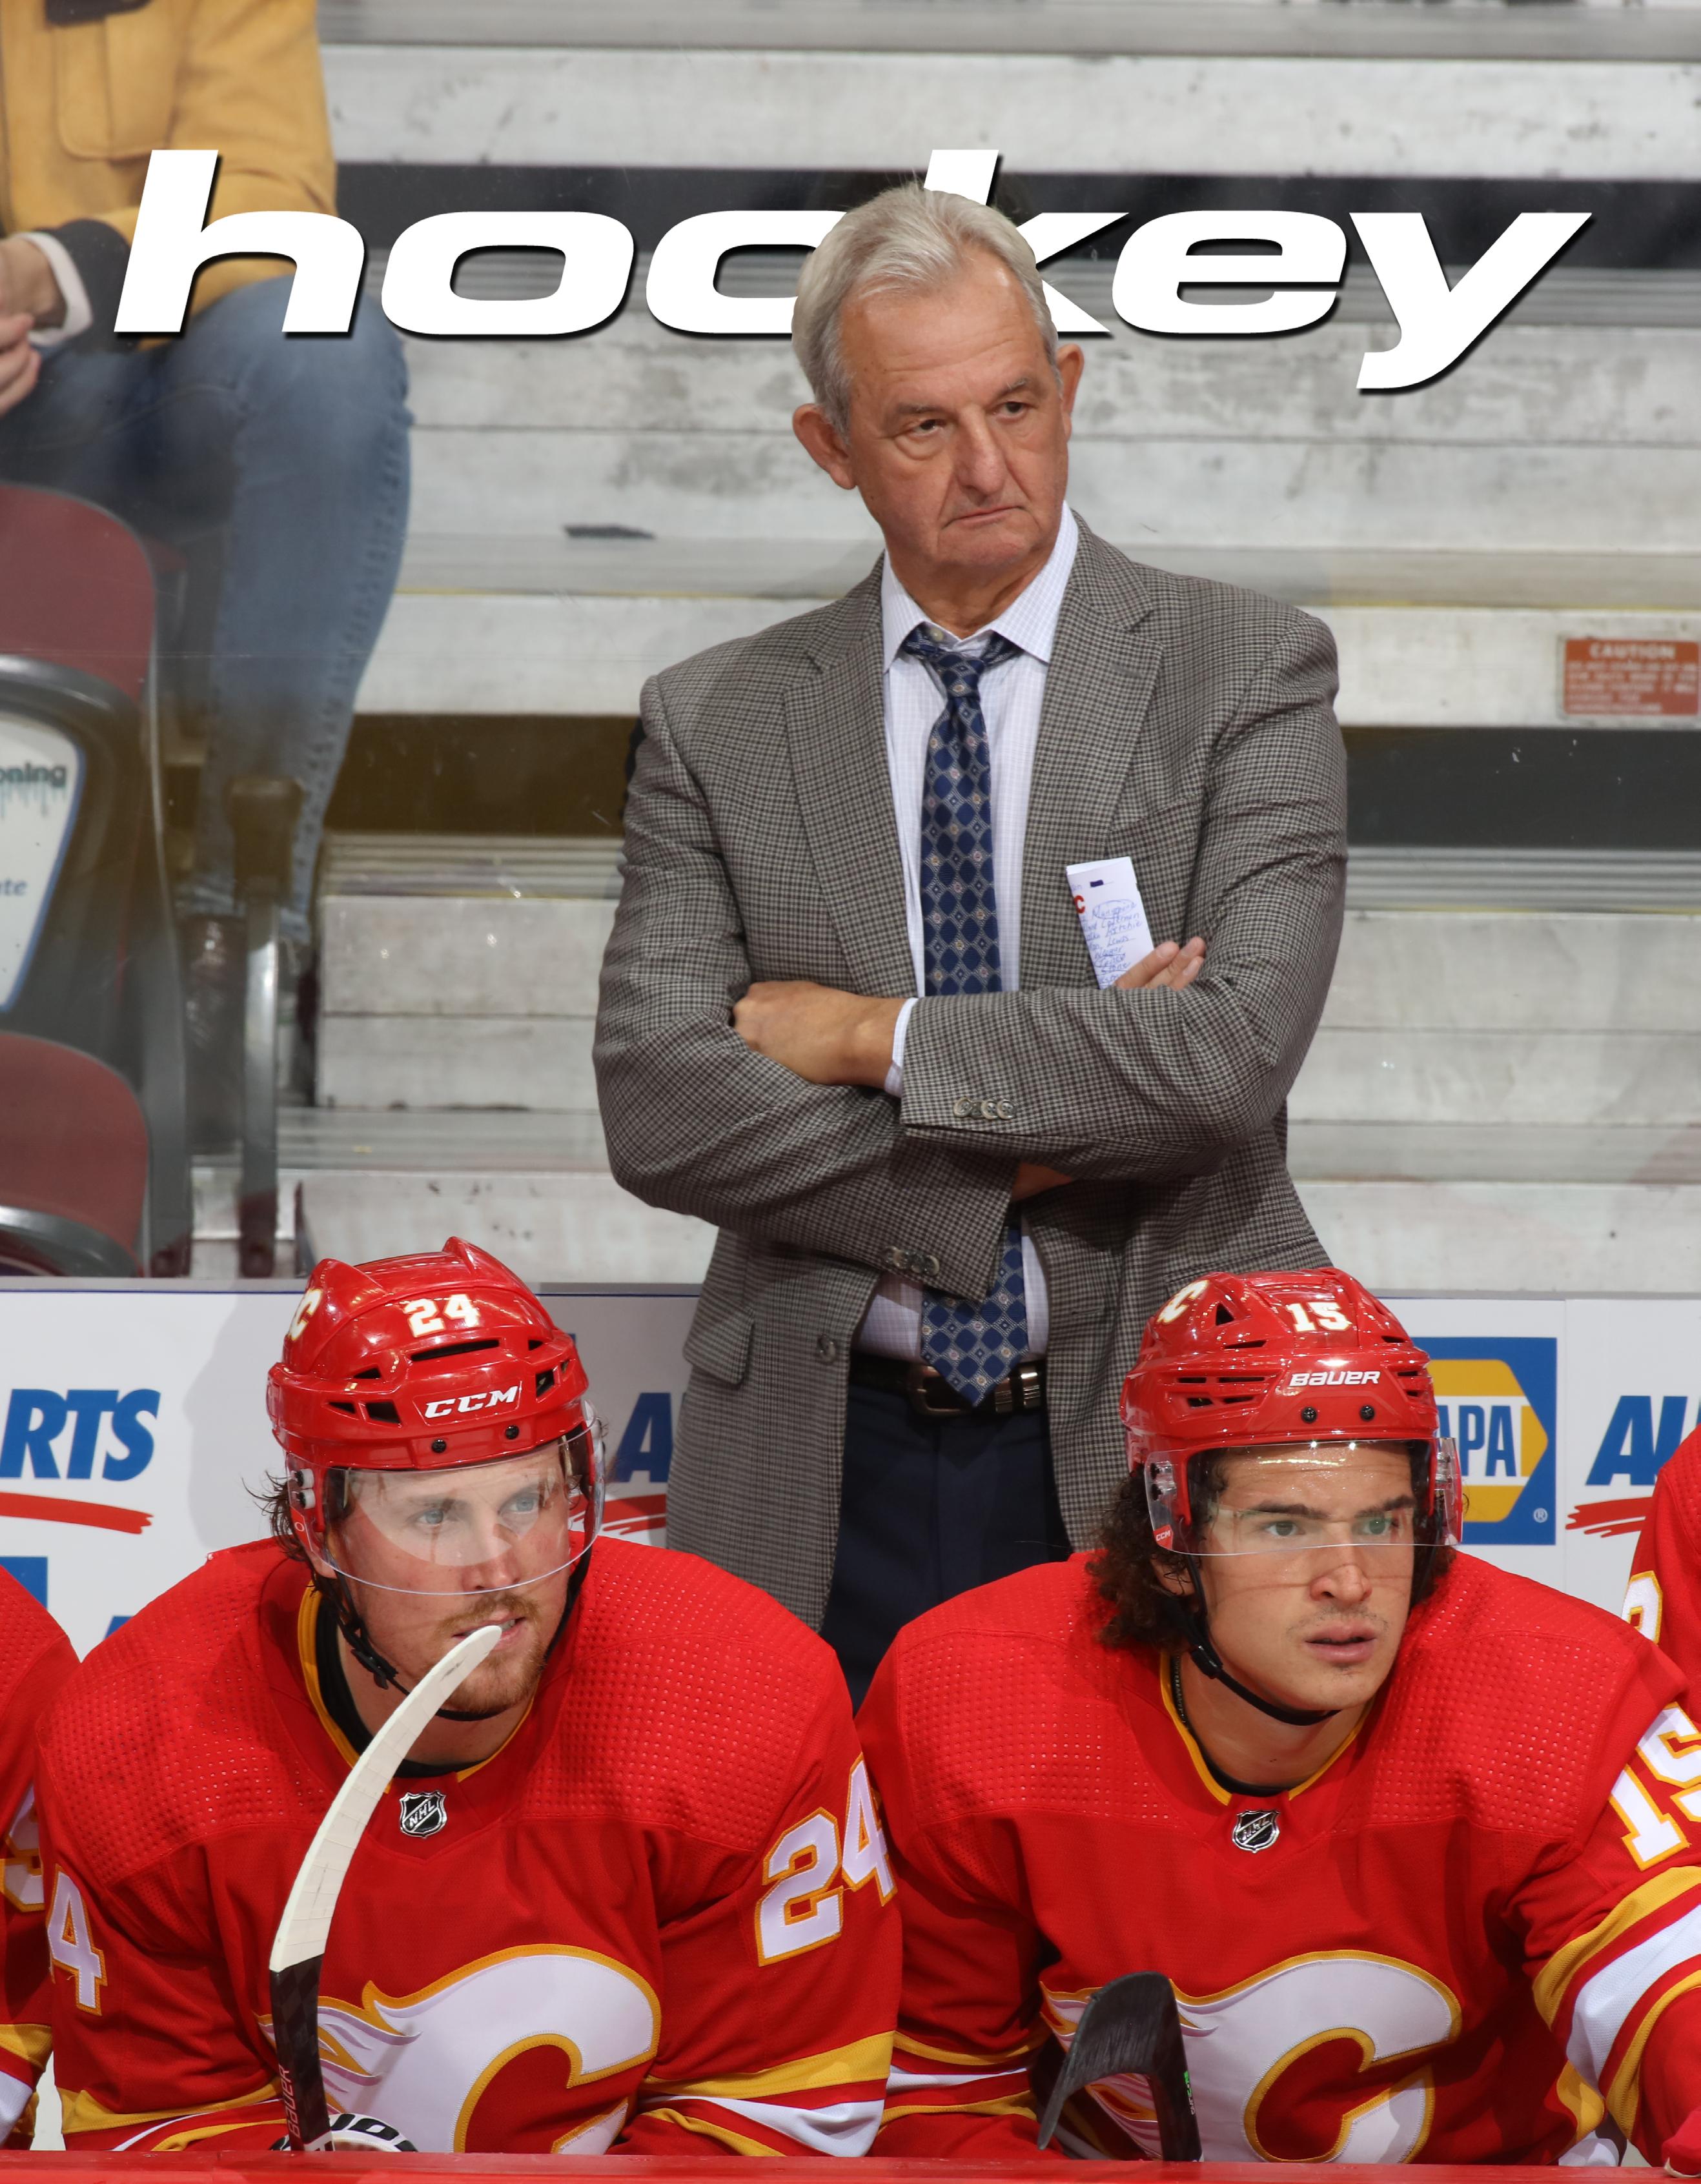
[595,521,1346,1630]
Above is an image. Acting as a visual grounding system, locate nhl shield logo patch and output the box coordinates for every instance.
[398,1790,447,1839]
[1230,1807,1281,1854]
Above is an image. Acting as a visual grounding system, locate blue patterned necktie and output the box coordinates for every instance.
[901,622,1029,1404]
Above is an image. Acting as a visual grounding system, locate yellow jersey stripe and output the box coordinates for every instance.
[881,2091,1036,2124]
[638,2105,783,2156]
[644,2030,893,2101]
[895,2029,1043,2068]
[1534,1866,1701,2026]
[59,2079,278,2137]
[0,2025,51,2073]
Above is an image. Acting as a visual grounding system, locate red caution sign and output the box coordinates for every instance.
[1562,636,1700,718]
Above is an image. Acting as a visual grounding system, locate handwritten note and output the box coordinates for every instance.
[1067,856,1154,988]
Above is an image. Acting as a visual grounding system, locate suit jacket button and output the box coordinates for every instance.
[815,1333,840,1363]
[995,1098,1014,1120]
[952,1095,976,1120]
[921,1254,942,1280]
[886,1245,908,1270]
[979,1098,1001,1120]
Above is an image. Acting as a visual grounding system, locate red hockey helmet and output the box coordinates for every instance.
[268,1239,604,1598]
[1120,1268,1458,1561]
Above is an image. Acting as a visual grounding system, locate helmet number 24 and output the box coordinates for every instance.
[403,1295,482,1338]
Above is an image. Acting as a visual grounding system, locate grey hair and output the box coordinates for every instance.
[792,183,1058,436]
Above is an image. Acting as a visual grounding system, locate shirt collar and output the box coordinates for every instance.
[880,502,1079,672]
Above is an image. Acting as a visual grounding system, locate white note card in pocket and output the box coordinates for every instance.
[1068,856,1154,989]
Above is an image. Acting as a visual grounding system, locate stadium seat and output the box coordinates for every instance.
[0,1033,149,1277]
[0,481,192,1275]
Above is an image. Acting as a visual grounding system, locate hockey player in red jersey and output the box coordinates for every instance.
[37,1240,897,2156]
[862,1268,1701,2167]
[1625,1424,1701,1688]
[0,1568,75,2146]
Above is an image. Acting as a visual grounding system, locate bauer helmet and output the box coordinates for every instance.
[269,1239,604,1622]
[1119,1268,1457,1723]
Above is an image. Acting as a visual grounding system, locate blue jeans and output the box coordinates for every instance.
[0,277,411,940]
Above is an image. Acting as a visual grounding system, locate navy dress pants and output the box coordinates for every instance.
[820,1379,1073,1710]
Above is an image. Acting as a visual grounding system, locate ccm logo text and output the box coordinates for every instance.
[422,1386,521,1419]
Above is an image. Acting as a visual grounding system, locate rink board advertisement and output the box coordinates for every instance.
[0,1284,1695,1655]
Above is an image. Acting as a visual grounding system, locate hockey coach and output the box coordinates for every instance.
[35,1242,898,2156]
[862,1268,1701,2167]
[596,183,1346,1703]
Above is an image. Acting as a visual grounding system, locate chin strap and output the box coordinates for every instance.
[318,1549,595,1722]
[1171,1557,1341,1730]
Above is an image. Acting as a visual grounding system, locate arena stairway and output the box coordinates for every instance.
[236,836,1700,1298]
[194,0,1701,1293]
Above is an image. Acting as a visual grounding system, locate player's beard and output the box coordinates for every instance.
[426,1586,560,1721]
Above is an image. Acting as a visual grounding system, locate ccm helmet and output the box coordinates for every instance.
[1119,1268,1457,1724]
[269,1239,604,1690]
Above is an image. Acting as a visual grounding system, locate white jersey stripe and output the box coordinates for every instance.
[697,2093,882,2156]
[1566,1899,1701,2085]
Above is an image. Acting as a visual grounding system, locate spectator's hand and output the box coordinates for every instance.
[0,314,39,420]
[733,980,905,1088]
[1115,936,1205,993]
[0,236,65,329]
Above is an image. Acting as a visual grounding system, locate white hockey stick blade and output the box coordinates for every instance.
[269,1622,500,1975]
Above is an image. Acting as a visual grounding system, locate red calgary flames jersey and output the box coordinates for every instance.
[0,1571,75,2147]
[861,1552,1701,2165]
[37,1539,897,2156]
[1627,1424,1701,1686]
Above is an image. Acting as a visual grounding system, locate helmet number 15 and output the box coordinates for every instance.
[1285,1299,1351,1333]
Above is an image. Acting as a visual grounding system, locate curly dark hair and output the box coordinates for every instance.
[1089,1444,1454,1655]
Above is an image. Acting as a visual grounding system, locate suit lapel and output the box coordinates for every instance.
[1020,525,1166,987]
[785,569,919,998]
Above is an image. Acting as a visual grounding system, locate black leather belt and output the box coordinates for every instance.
[849,1353,1046,1421]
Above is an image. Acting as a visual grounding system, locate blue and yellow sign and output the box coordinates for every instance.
[1418,1337,1558,1546]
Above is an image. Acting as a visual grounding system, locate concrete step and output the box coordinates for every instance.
[247,1102,1701,1294]
[363,574,1701,728]
[319,1,1701,64]
[294,1171,713,1284]
[396,297,1701,442]
[321,44,1701,176]
[274,1166,1700,1295]
[1298,1179,1701,1293]
[1321,910,1701,1031]
[407,430,1701,555]
[1290,1028,1701,1129]
[1287,1121,1701,1186]
[318,1016,598,1111]
[1341,851,1701,913]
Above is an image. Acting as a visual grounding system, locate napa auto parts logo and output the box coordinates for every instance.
[1567,1395,1699,1544]
[1418,1338,1558,1547]
[0,1386,157,1526]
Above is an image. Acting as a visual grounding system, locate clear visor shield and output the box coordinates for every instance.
[306,1416,603,1598]
[1145,1439,1460,1565]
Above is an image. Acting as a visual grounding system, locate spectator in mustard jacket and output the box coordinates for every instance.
[0,0,409,1136]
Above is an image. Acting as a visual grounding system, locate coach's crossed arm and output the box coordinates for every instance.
[595,682,1019,1306]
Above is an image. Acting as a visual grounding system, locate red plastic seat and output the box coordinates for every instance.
[0,482,189,1274]
[0,1032,147,1275]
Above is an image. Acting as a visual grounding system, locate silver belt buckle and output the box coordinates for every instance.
[993,1363,1043,1416]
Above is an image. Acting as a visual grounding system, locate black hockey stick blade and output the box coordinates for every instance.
[267,1623,501,2150]
[1035,1971,1201,2161]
